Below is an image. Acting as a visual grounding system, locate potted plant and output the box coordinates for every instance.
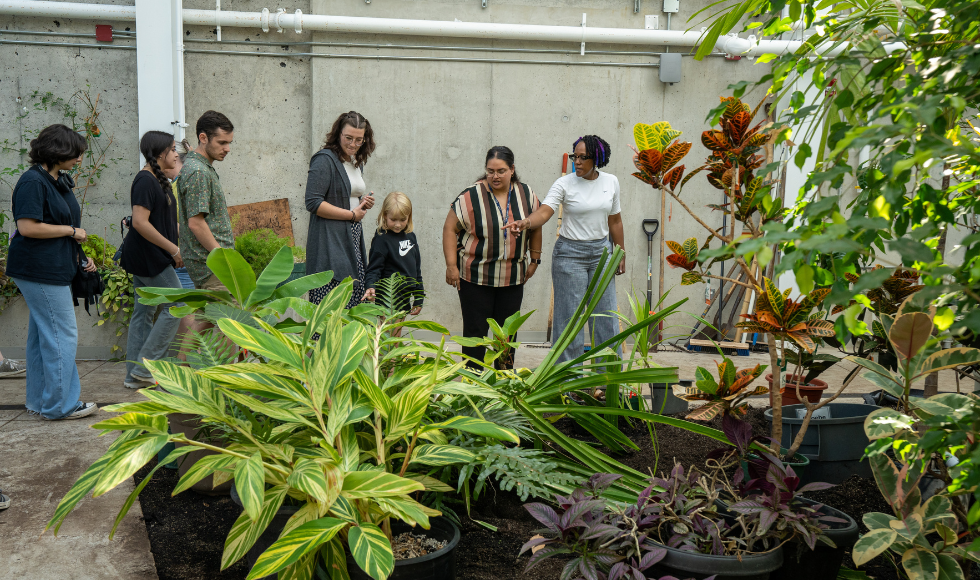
[47,277,521,580]
[769,348,841,406]
[521,414,851,580]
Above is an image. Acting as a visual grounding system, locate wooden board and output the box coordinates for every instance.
[227,198,294,243]
[689,339,749,349]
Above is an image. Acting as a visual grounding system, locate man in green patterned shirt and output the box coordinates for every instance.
[176,111,236,289]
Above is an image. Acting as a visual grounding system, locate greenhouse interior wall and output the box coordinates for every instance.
[0,0,772,358]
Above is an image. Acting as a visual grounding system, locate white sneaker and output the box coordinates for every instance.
[44,402,98,420]
[0,359,26,378]
[0,491,10,510]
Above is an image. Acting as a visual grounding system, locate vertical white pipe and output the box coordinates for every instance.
[173,0,186,143]
[136,0,180,162]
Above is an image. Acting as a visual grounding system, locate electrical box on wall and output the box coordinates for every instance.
[645,15,659,29]
[659,53,681,84]
[663,0,680,13]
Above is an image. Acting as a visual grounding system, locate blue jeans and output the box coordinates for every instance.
[12,278,82,420]
[174,266,194,290]
[551,236,623,364]
[125,266,182,381]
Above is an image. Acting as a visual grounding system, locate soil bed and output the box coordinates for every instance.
[133,407,905,580]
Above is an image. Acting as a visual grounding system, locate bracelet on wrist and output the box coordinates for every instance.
[70,226,76,238]
[350,210,356,222]
[529,249,542,255]
[171,249,180,258]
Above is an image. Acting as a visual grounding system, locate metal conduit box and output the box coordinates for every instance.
[659,52,681,84]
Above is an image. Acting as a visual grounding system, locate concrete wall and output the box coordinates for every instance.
[1,0,768,353]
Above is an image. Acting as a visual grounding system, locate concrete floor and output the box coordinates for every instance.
[0,347,967,579]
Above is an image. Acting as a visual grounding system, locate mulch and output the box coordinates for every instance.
[133,407,911,580]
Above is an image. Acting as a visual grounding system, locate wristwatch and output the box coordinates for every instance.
[529,258,542,265]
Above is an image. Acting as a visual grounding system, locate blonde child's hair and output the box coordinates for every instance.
[376,191,414,234]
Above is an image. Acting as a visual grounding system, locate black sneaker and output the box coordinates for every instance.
[45,401,98,420]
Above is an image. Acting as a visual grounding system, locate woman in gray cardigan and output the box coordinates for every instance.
[305,111,376,308]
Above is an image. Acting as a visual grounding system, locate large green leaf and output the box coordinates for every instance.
[247,246,295,307]
[341,471,424,498]
[247,517,347,580]
[853,528,898,566]
[936,554,966,580]
[410,444,476,466]
[902,547,940,580]
[173,454,237,495]
[915,348,980,379]
[287,458,343,507]
[46,430,142,535]
[423,416,520,443]
[319,537,351,580]
[217,318,304,369]
[91,433,169,497]
[207,248,257,306]
[338,425,359,472]
[221,484,289,570]
[889,312,933,361]
[143,359,225,416]
[92,412,169,434]
[864,408,914,440]
[348,523,394,580]
[385,383,433,442]
[108,446,198,539]
[376,496,435,528]
[353,368,392,418]
[272,271,334,301]
[235,452,266,521]
[218,388,315,429]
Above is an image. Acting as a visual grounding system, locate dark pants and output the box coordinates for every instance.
[458,279,525,369]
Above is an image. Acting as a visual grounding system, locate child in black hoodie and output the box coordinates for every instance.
[362,192,423,319]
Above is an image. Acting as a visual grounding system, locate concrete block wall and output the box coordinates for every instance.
[1,0,768,354]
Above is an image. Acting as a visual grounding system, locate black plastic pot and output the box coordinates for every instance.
[764,403,879,484]
[347,518,460,580]
[231,485,301,580]
[649,542,784,580]
[769,500,858,580]
[649,380,691,415]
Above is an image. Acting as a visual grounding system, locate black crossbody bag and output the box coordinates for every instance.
[71,242,105,315]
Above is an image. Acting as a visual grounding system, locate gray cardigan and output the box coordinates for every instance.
[304,148,367,282]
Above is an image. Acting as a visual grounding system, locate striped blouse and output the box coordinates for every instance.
[451,181,541,287]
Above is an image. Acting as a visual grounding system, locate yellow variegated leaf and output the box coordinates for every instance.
[634,121,683,152]
[681,237,699,262]
[341,471,424,498]
[221,485,289,570]
[349,523,394,580]
[247,517,348,580]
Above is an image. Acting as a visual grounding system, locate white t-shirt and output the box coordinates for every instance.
[343,160,366,210]
[542,171,621,241]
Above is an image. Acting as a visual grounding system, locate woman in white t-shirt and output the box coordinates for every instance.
[503,135,625,363]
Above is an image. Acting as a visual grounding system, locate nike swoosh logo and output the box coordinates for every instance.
[399,243,414,257]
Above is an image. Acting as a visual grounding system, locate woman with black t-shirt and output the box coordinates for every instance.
[119,131,183,389]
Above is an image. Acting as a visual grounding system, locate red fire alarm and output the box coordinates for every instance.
[95,25,113,42]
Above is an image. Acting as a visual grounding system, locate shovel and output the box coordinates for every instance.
[643,219,660,351]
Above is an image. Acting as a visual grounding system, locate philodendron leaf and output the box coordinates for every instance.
[247,517,347,580]
[902,547,940,580]
[852,528,898,566]
[235,452,266,521]
[348,523,394,580]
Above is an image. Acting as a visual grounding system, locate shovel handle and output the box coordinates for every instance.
[642,219,660,240]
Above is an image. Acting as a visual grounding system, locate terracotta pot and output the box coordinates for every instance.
[765,373,828,406]
[168,413,232,495]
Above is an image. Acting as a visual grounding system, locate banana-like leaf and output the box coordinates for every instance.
[247,247,295,307]
[207,248,257,306]
[92,412,169,434]
[217,318,304,369]
[341,471,424,498]
[247,517,347,580]
[221,485,289,570]
[376,496,437,528]
[173,454,237,495]
[348,523,394,580]
[288,459,342,507]
[385,382,434,442]
[109,445,198,539]
[272,271,334,301]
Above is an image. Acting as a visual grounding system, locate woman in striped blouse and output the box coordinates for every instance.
[442,146,542,368]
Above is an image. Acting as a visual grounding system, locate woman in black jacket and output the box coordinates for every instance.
[304,111,377,309]
[7,124,98,420]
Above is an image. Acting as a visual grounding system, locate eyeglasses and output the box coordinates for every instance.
[486,168,511,177]
[343,135,365,146]
[569,154,592,162]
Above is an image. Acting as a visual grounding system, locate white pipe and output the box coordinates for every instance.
[0,0,896,57]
